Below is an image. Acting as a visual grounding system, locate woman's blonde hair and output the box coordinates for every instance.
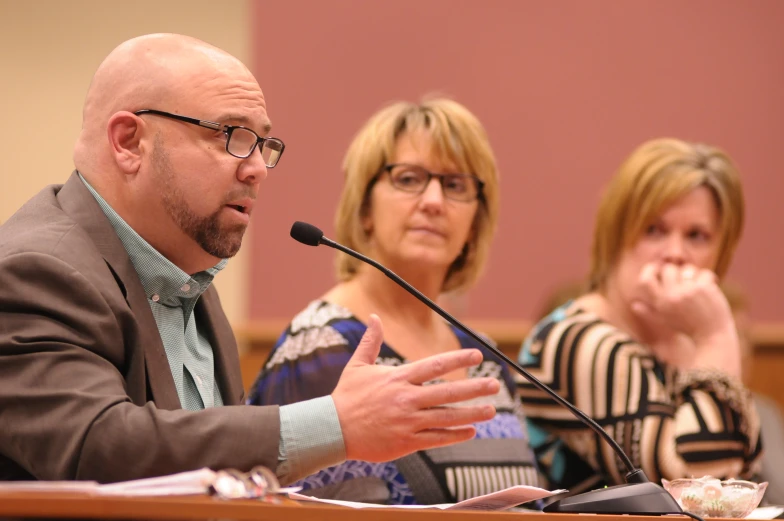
[334,97,500,293]
[589,137,745,290]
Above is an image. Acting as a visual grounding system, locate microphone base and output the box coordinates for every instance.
[543,482,682,515]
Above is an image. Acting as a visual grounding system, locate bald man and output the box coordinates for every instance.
[0,34,500,483]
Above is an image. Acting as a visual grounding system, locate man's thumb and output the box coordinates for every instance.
[351,313,384,365]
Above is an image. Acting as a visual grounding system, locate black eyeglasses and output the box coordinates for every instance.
[378,164,484,202]
[133,109,285,168]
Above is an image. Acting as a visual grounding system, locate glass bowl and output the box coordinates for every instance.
[662,476,767,518]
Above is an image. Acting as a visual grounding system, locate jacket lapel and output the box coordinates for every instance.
[56,172,182,410]
[196,288,243,405]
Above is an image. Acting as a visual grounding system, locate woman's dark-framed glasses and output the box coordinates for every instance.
[134,109,285,168]
[380,163,484,202]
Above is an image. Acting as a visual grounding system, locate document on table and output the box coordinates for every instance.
[0,467,301,498]
[289,484,567,511]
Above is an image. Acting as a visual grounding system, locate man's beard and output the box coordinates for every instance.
[152,138,247,259]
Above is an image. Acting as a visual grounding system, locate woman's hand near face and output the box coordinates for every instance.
[635,262,730,338]
[631,262,742,377]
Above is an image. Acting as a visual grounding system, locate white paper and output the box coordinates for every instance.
[0,481,99,493]
[747,506,784,520]
[289,484,567,511]
[95,468,301,497]
[97,468,216,496]
[287,495,441,510]
[0,468,284,498]
[445,486,567,511]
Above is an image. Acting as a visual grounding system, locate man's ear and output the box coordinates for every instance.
[107,111,144,174]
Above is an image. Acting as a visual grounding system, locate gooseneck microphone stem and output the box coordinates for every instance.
[321,235,638,477]
[292,221,683,515]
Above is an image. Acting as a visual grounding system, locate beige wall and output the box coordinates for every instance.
[0,0,251,327]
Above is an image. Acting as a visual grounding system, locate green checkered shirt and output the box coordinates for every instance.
[81,175,224,410]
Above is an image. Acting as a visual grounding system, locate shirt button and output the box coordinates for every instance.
[195,375,203,386]
[151,294,160,302]
[181,283,191,292]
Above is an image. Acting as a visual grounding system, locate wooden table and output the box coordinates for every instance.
[0,491,705,521]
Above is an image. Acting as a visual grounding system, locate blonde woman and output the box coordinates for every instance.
[517,138,762,493]
[248,98,539,504]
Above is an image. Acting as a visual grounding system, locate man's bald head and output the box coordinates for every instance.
[74,33,256,175]
[70,33,270,273]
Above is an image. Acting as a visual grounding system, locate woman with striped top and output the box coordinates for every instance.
[517,138,762,494]
[248,98,540,504]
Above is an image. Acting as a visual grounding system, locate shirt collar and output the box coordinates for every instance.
[78,173,227,303]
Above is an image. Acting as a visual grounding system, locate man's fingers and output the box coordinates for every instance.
[350,313,384,366]
[422,404,496,429]
[408,427,478,450]
[413,377,500,409]
[414,403,497,429]
[403,349,484,385]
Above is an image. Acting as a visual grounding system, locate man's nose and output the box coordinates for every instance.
[237,148,268,184]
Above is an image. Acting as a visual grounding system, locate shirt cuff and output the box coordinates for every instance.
[276,395,346,485]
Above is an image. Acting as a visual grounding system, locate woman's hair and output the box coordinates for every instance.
[334,97,500,293]
[589,138,745,290]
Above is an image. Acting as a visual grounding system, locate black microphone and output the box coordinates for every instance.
[290,221,684,515]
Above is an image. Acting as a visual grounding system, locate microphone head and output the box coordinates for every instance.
[290,221,324,247]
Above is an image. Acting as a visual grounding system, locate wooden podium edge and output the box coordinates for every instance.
[0,491,702,521]
[233,319,784,350]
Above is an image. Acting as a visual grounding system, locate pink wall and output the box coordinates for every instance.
[248,0,784,322]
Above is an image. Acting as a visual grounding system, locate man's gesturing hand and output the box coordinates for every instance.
[332,314,500,462]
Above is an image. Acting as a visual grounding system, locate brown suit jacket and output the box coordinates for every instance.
[0,172,280,482]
